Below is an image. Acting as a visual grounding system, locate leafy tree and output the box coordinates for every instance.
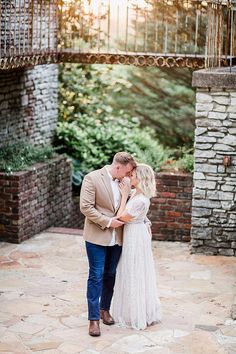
[109,65,195,148]
[124,0,207,55]
[107,0,202,147]
[56,63,172,184]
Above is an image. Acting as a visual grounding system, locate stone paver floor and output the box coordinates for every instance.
[0,229,236,354]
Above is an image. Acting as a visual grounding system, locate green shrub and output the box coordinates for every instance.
[57,63,193,187]
[55,114,172,179]
[160,147,194,173]
[176,148,194,173]
[0,141,56,173]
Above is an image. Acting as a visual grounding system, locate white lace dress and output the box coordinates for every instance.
[112,193,162,330]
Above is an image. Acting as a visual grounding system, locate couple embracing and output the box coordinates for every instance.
[80,152,162,336]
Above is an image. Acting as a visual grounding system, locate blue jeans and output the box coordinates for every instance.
[85,241,122,320]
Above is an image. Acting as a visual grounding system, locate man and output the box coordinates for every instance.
[80,152,136,337]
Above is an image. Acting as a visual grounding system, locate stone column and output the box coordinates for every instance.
[191,67,236,256]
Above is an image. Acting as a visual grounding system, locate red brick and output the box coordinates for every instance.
[184,224,192,229]
[163,179,178,186]
[167,199,179,205]
[182,236,191,241]
[168,223,183,229]
[167,211,182,218]
[0,193,12,201]
[184,187,193,193]
[152,222,168,228]
[1,165,192,244]
[155,198,166,204]
[160,192,176,198]
[168,187,183,193]
[160,205,173,211]
[4,187,19,194]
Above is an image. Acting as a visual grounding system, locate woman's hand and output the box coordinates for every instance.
[147,224,152,238]
[119,178,131,198]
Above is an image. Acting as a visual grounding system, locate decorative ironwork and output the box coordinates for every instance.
[59,0,209,62]
[206,0,236,69]
[0,0,58,70]
[0,54,58,71]
[59,51,209,68]
[0,0,235,70]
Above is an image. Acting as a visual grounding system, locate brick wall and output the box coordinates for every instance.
[0,159,193,243]
[0,156,80,243]
[0,64,58,147]
[149,173,193,242]
[73,172,193,242]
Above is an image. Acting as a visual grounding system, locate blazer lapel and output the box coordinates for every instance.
[114,192,122,214]
[100,166,115,211]
[114,202,121,214]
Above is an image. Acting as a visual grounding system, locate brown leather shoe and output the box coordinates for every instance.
[89,320,101,336]
[100,309,115,325]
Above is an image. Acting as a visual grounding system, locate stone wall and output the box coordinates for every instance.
[0,64,58,146]
[0,156,79,243]
[192,68,236,256]
[150,173,192,242]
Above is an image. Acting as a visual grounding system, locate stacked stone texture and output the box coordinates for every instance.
[191,88,236,256]
[149,173,192,242]
[0,64,58,146]
[0,156,83,243]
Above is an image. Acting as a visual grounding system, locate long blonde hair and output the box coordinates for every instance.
[136,163,156,198]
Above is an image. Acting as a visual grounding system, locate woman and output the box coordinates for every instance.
[112,163,162,330]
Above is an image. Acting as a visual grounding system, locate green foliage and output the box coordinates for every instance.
[0,141,56,173]
[176,147,194,173]
[109,65,195,148]
[56,115,171,175]
[57,63,194,188]
[59,64,115,123]
[129,127,172,172]
[126,0,206,55]
[160,147,194,173]
[57,63,172,181]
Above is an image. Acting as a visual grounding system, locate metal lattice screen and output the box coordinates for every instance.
[59,0,236,68]
[0,0,235,70]
[60,1,207,52]
[206,0,236,68]
[0,0,58,69]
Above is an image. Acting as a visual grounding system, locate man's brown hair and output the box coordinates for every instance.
[112,152,136,168]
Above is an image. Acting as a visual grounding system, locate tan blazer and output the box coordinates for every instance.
[80,166,123,246]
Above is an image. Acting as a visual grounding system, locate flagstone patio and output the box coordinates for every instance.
[0,229,236,354]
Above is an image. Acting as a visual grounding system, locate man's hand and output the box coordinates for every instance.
[110,217,124,228]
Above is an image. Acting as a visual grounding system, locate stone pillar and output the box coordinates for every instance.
[191,67,236,256]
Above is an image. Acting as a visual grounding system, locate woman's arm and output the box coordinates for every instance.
[117,180,133,222]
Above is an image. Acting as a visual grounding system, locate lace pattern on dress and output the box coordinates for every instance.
[126,198,146,218]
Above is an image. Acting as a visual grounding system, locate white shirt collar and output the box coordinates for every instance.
[105,166,118,182]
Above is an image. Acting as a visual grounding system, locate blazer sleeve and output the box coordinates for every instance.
[80,174,111,230]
